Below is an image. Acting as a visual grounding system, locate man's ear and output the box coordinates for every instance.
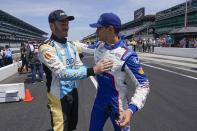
[49,23,55,32]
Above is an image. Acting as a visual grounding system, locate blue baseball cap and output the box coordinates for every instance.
[90,13,121,29]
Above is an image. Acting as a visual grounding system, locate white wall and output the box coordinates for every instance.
[154,47,197,58]
[0,62,20,81]
[0,83,25,103]
[0,52,21,81]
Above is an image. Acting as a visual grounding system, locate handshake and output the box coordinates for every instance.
[93,58,113,74]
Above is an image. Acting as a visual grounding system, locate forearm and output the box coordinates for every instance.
[125,63,150,113]
[73,41,94,54]
[59,66,96,80]
[39,44,96,80]
[129,83,150,113]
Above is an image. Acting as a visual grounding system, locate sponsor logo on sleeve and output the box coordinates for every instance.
[44,52,52,60]
[138,67,144,74]
[133,57,139,64]
[122,51,132,61]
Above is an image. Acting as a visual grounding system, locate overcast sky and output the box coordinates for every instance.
[0,0,186,40]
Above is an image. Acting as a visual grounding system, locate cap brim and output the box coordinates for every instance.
[59,15,75,21]
[89,23,103,28]
[67,16,75,21]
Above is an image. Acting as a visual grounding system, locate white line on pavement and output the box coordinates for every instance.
[141,61,197,74]
[90,76,98,89]
[142,63,197,80]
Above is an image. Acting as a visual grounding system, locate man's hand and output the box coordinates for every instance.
[93,58,113,74]
[116,109,132,128]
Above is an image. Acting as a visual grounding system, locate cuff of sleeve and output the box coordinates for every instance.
[87,67,95,77]
[128,104,138,114]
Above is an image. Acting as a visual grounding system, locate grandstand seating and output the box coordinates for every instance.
[0,10,47,49]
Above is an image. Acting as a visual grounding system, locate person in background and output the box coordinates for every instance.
[194,38,197,48]
[180,38,186,48]
[152,39,156,52]
[137,39,143,52]
[19,42,29,73]
[126,39,133,50]
[166,35,173,47]
[188,38,194,48]
[0,47,4,67]
[27,41,43,83]
[4,45,13,65]
[142,39,146,52]
[131,39,137,52]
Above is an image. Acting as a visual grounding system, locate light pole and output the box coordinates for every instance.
[184,0,188,27]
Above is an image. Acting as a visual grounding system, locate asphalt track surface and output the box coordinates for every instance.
[0,55,197,131]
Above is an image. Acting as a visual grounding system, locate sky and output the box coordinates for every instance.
[0,0,186,41]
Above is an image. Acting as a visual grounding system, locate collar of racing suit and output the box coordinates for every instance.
[104,39,126,50]
[50,34,67,44]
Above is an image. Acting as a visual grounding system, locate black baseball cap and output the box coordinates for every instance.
[48,10,74,23]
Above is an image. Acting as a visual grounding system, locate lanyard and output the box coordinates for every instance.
[54,42,76,68]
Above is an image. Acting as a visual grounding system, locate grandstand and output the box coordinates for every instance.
[155,0,197,34]
[82,33,97,44]
[0,10,47,50]
[120,15,155,40]
[82,1,197,42]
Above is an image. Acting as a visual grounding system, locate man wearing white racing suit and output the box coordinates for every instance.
[76,13,150,131]
[38,10,113,131]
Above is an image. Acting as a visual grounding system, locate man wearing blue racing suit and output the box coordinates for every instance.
[79,13,150,131]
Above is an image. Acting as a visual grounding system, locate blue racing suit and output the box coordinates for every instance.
[76,39,150,131]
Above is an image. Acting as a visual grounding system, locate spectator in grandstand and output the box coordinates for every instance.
[27,41,43,83]
[4,45,13,65]
[19,42,29,73]
[38,9,113,131]
[0,47,4,67]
